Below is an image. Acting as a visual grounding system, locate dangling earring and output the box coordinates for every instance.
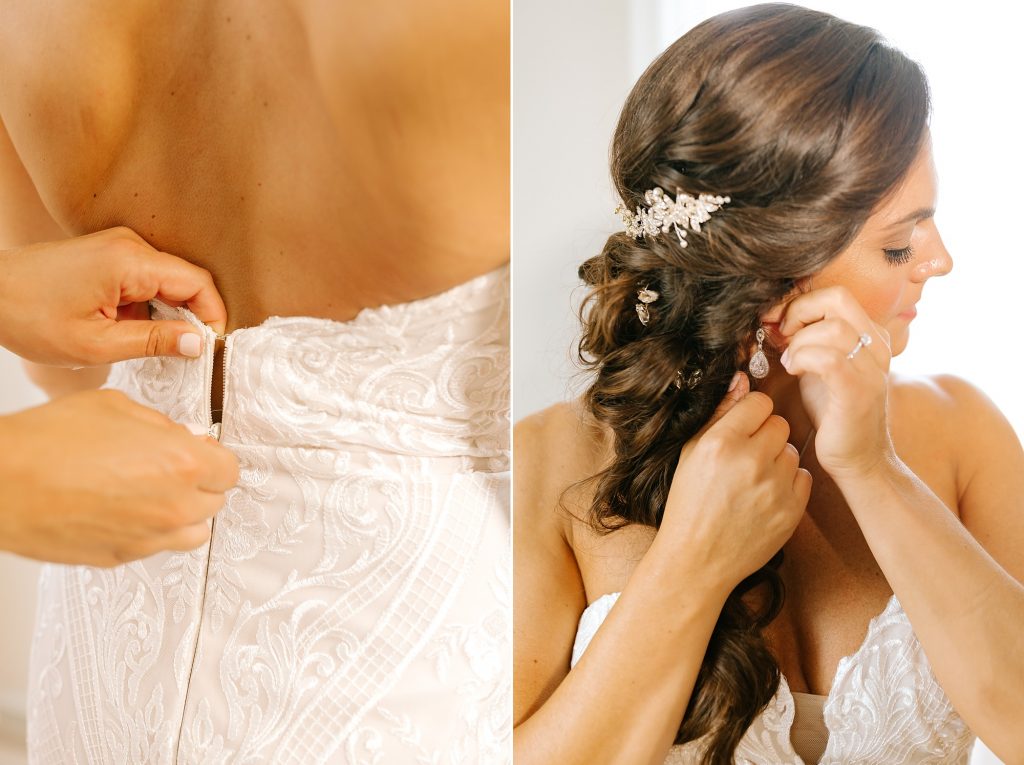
[748,326,770,379]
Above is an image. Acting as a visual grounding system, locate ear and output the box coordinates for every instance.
[758,276,814,326]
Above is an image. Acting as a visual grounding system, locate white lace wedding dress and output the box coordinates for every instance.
[25,266,510,764]
[572,591,976,764]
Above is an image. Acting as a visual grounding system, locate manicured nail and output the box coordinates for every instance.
[780,348,790,368]
[178,333,202,357]
[728,372,742,392]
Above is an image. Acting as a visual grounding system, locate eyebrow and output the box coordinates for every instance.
[883,206,935,229]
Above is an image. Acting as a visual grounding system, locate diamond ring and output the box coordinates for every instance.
[846,332,873,360]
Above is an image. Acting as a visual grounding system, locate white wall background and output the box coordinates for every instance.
[0,352,45,762]
[513,1,1018,762]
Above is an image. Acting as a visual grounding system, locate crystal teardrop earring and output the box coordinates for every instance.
[748,326,770,379]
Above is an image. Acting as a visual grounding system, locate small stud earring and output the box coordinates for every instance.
[748,326,770,379]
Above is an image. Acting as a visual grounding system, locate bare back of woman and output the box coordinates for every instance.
[0,0,508,414]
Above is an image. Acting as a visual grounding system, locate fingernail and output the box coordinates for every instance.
[178,333,202,357]
[728,372,742,392]
[780,348,790,368]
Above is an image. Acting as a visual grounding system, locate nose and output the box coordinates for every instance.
[911,235,953,282]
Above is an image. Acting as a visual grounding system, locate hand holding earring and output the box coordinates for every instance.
[774,287,893,481]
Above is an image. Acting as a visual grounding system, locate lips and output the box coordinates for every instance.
[898,305,918,319]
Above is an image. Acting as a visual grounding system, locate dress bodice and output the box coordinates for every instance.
[27,265,511,764]
[571,590,975,764]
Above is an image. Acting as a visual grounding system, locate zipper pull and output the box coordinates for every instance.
[208,422,222,441]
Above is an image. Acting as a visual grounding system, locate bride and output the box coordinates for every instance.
[2,1,509,762]
[513,4,1022,764]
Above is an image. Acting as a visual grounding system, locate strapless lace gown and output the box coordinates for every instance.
[26,266,511,764]
[572,591,976,764]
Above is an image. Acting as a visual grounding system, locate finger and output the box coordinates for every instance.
[750,413,792,458]
[774,441,800,468]
[781,319,888,370]
[184,489,231,523]
[89,318,206,363]
[793,467,813,505]
[96,389,181,428]
[777,285,873,341]
[158,519,214,553]
[700,371,750,433]
[781,343,884,395]
[776,317,857,354]
[119,249,228,336]
[189,440,241,492]
[115,301,152,322]
[710,387,777,439]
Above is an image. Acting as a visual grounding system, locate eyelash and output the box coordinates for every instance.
[884,245,914,266]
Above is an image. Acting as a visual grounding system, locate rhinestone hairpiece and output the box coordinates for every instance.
[615,187,731,247]
[635,286,659,325]
[674,368,702,390]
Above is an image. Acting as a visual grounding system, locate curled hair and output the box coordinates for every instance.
[578,4,929,761]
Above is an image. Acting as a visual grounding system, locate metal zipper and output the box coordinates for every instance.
[173,324,232,762]
[206,333,232,441]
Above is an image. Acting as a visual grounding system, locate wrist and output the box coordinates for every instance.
[641,534,734,608]
[829,449,906,494]
[823,437,902,484]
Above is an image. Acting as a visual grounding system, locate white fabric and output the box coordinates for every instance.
[570,590,975,764]
[26,266,511,764]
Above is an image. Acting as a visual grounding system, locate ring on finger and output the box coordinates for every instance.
[846,332,872,360]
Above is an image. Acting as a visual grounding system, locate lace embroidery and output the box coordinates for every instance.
[571,591,974,764]
[26,266,511,764]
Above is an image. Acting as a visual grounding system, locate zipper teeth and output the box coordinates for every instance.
[174,321,224,762]
[221,334,233,436]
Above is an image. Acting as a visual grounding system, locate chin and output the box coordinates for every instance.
[889,328,909,357]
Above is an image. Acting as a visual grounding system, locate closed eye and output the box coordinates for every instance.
[884,245,914,266]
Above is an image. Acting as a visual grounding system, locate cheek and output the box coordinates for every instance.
[814,256,905,323]
[858,278,905,322]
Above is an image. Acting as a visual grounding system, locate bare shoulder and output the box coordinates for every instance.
[894,372,1024,585]
[890,371,1013,446]
[888,369,960,413]
[885,372,966,517]
[514,399,609,540]
[889,370,1020,507]
[513,399,606,724]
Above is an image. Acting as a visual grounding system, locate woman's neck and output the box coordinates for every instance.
[750,367,816,457]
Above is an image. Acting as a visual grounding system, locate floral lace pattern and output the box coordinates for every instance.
[571,591,975,764]
[26,266,511,764]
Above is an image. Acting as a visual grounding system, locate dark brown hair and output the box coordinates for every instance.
[577,4,928,761]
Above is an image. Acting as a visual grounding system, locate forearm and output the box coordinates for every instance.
[836,457,1024,758]
[21,358,110,399]
[514,543,729,765]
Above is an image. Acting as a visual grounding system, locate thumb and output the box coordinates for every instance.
[701,371,749,433]
[93,319,205,363]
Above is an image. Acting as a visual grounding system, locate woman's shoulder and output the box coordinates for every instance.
[889,370,1001,431]
[515,399,609,465]
[514,399,611,539]
[888,371,1015,508]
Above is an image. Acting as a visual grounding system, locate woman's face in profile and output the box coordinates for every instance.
[795,134,953,357]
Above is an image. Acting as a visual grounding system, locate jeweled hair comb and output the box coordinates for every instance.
[615,186,730,247]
